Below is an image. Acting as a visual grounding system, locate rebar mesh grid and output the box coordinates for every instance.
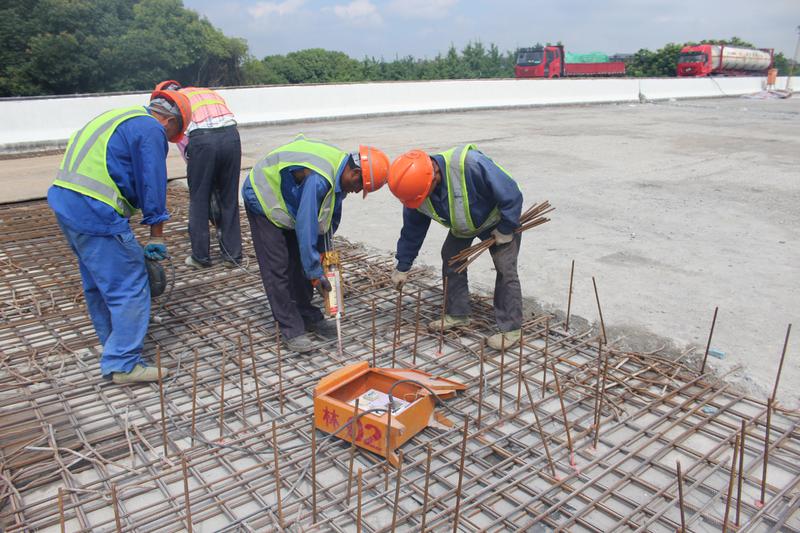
[1,191,798,532]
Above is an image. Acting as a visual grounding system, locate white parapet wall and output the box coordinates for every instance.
[1,76,796,154]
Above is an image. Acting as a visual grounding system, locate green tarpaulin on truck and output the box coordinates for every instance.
[565,52,609,63]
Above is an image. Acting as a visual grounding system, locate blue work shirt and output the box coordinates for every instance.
[242,160,347,280]
[395,150,522,271]
[48,111,170,236]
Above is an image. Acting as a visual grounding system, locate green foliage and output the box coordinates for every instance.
[243,41,515,86]
[0,0,246,96]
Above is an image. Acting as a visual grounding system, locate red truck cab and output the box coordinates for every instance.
[515,46,564,79]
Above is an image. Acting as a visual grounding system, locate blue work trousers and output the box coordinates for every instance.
[55,216,149,376]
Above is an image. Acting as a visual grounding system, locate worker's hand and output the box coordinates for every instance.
[491,229,513,246]
[143,239,168,261]
[391,269,409,291]
[313,276,332,296]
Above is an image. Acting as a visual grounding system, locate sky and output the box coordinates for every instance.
[183,0,799,59]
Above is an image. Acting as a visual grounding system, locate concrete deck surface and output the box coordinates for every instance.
[1,96,798,407]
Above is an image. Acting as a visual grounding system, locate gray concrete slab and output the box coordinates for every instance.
[2,97,798,406]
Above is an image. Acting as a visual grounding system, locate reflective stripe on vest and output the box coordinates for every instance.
[180,87,233,123]
[417,144,503,239]
[250,136,345,233]
[53,107,150,217]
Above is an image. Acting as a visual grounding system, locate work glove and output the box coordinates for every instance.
[491,229,514,246]
[313,276,332,296]
[391,269,409,291]
[143,239,168,261]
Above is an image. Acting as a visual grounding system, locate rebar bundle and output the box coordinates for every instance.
[448,201,554,273]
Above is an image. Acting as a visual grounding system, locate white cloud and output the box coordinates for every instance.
[247,0,305,18]
[387,0,458,19]
[331,0,383,25]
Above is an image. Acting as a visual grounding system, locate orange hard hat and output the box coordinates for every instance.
[388,150,434,209]
[153,79,182,93]
[149,89,191,143]
[359,145,390,198]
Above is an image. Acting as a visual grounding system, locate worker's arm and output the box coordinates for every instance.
[470,151,522,234]
[395,207,432,272]
[296,173,330,280]
[130,119,171,228]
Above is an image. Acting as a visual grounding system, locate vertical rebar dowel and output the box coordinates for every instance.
[542,317,550,399]
[371,299,377,367]
[272,421,283,528]
[385,404,393,489]
[452,416,470,533]
[592,345,609,450]
[592,337,603,431]
[565,259,574,331]
[676,460,686,533]
[237,337,245,425]
[421,443,432,532]
[522,371,557,478]
[391,288,402,367]
[58,487,65,533]
[181,454,193,533]
[438,276,449,355]
[276,323,284,415]
[723,433,741,533]
[311,416,318,524]
[391,449,404,532]
[247,321,264,423]
[700,306,719,374]
[759,397,773,506]
[218,348,228,440]
[477,340,485,429]
[346,399,360,505]
[156,347,168,458]
[770,323,792,401]
[412,289,421,365]
[190,348,199,445]
[551,361,575,465]
[516,327,525,411]
[356,468,363,533]
[591,276,607,345]
[111,483,122,532]
[736,419,746,526]
[498,334,506,418]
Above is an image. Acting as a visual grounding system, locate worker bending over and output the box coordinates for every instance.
[242,135,389,353]
[388,145,523,350]
[154,80,242,269]
[48,90,191,383]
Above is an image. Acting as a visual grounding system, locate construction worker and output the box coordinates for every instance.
[388,145,523,350]
[242,135,390,353]
[154,80,242,269]
[47,90,191,383]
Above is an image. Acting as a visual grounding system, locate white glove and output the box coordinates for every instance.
[391,269,409,290]
[491,229,513,246]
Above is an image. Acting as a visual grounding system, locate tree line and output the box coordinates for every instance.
[0,0,794,97]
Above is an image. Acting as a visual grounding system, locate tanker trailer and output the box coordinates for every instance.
[677,44,773,77]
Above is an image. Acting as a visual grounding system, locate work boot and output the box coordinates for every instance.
[185,255,211,269]
[427,314,470,333]
[284,333,314,353]
[306,319,337,339]
[222,259,240,269]
[487,329,522,350]
[112,364,169,384]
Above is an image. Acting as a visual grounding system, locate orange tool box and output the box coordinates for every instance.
[313,362,465,466]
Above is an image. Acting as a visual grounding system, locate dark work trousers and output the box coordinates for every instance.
[186,126,242,265]
[441,231,522,332]
[246,207,324,339]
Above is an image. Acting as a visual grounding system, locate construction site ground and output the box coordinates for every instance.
[1,96,798,531]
